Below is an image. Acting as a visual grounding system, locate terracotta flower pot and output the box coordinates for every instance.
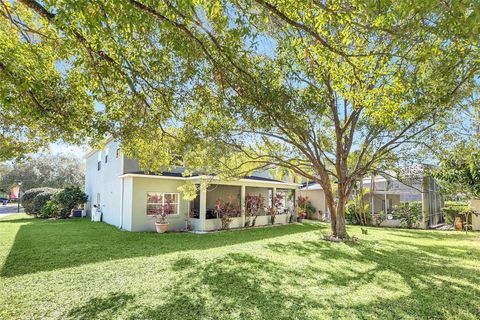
[454,217,463,231]
[155,222,169,233]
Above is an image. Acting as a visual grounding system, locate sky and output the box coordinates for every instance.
[43,142,88,160]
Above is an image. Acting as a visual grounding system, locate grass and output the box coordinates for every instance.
[0,214,479,319]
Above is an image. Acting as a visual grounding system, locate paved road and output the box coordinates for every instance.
[0,203,23,217]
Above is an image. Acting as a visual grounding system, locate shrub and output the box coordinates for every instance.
[345,205,359,225]
[444,201,468,208]
[441,205,468,225]
[38,200,61,219]
[373,210,386,227]
[441,205,478,230]
[54,186,88,219]
[21,187,58,214]
[31,190,59,216]
[392,203,423,228]
[214,194,240,230]
[245,193,265,227]
[296,196,316,219]
[268,193,283,224]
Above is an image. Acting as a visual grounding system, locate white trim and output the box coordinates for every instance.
[146,192,180,216]
[83,136,115,159]
[119,174,187,180]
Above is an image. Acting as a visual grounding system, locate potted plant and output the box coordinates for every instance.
[296,196,310,222]
[155,200,173,233]
[297,210,306,222]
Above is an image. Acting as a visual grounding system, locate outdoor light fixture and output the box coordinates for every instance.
[17,182,22,213]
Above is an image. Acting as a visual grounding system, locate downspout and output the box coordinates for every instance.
[120,176,124,229]
[371,175,375,219]
[120,153,125,229]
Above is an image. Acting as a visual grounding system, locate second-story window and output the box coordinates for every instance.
[105,147,109,164]
[97,152,102,171]
[116,145,121,159]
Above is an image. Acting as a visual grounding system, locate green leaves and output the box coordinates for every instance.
[1,0,479,236]
[435,144,480,199]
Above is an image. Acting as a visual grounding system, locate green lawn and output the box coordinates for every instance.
[0,215,479,319]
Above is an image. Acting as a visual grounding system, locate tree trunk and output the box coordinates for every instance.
[330,206,337,236]
[335,192,347,239]
[323,186,337,235]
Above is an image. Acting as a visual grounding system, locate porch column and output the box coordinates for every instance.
[240,185,246,227]
[384,193,388,214]
[272,187,277,207]
[199,184,207,232]
[371,176,375,220]
[293,187,298,220]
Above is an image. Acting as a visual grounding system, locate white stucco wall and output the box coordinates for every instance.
[471,199,480,231]
[129,177,189,232]
[298,189,328,219]
[84,140,123,227]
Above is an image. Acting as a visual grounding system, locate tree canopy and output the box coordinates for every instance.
[435,146,480,199]
[1,0,479,237]
[0,154,85,191]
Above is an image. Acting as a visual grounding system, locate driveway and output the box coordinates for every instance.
[0,203,23,217]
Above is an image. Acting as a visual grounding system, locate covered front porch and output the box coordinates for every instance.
[187,177,299,232]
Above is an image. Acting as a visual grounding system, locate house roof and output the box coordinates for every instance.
[124,171,285,183]
[299,182,323,191]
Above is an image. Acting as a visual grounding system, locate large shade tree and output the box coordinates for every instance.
[1,0,479,238]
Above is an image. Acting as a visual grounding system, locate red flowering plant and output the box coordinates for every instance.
[245,192,265,227]
[214,194,240,230]
[156,198,174,224]
[268,192,283,225]
[296,196,309,220]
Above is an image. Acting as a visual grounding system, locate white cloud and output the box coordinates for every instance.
[43,143,88,159]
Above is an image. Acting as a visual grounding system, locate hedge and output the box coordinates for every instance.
[21,188,58,214]
[32,190,59,216]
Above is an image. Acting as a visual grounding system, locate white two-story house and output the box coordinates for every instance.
[84,139,300,232]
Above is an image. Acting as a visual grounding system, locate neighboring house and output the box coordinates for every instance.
[362,172,444,228]
[298,182,329,220]
[297,171,445,229]
[84,140,300,232]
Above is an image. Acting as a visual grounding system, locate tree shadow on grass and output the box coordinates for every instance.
[380,228,478,240]
[0,217,323,277]
[265,237,480,319]
[0,217,36,224]
[127,249,480,319]
[67,292,135,320]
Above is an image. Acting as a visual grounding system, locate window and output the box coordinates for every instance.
[146,192,179,216]
[116,145,121,159]
[105,148,109,164]
[97,152,102,171]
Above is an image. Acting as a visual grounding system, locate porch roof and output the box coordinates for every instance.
[119,171,301,188]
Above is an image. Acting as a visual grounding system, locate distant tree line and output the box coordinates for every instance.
[0,155,84,193]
